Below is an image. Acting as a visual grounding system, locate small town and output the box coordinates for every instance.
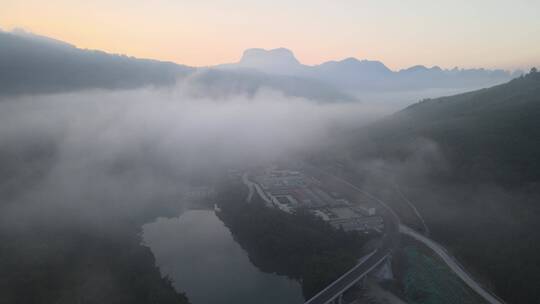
[245,167,384,234]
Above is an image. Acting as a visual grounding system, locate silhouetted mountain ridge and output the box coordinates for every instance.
[0,30,194,96]
[217,48,519,92]
[240,48,300,66]
[0,32,355,102]
[0,31,522,102]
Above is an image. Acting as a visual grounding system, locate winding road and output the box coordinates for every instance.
[242,167,505,304]
[400,225,506,304]
[242,172,273,205]
[318,167,506,304]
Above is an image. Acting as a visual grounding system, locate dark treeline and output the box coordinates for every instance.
[0,129,192,304]
[0,195,192,304]
[216,182,371,299]
[0,221,190,304]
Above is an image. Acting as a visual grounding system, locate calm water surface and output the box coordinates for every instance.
[142,209,304,304]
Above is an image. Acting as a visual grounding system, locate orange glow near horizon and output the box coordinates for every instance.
[1,0,539,71]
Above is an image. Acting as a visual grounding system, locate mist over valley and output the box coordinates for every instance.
[0,12,539,304]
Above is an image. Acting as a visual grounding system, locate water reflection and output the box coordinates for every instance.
[142,209,304,304]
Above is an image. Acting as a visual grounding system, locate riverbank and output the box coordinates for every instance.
[143,208,303,304]
[215,181,372,299]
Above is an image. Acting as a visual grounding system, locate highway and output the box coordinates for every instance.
[304,250,389,304]
[241,173,255,202]
[306,165,505,304]
[301,166,401,304]
[400,225,505,304]
[393,184,430,236]
[242,167,398,304]
[243,166,505,304]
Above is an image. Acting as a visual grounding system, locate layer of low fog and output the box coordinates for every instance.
[0,81,395,233]
[338,136,540,301]
[3,70,539,304]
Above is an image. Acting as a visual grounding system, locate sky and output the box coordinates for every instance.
[1,0,539,70]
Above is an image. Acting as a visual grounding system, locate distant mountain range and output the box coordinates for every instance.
[0,30,353,102]
[0,30,524,101]
[216,48,522,92]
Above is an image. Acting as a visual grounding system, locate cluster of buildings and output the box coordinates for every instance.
[252,168,384,233]
[185,186,216,201]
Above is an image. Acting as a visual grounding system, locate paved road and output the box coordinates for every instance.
[310,165,506,304]
[242,167,398,304]
[305,250,389,304]
[303,165,400,243]
[245,166,505,304]
[241,172,273,205]
[393,184,430,236]
[400,225,506,304]
[302,166,399,304]
[241,173,255,202]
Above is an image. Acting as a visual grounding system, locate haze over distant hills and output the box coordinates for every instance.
[1,22,540,304]
[217,48,521,93]
[0,30,355,102]
[0,29,522,104]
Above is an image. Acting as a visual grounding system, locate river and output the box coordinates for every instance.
[142,209,304,304]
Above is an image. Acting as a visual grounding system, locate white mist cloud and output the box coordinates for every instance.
[0,84,390,229]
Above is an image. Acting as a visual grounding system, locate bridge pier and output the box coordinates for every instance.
[330,294,343,304]
[373,254,393,281]
[330,256,389,304]
[303,251,390,304]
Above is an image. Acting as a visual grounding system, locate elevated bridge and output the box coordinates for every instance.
[304,249,390,304]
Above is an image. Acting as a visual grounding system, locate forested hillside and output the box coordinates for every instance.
[352,69,540,185]
[334,69,540,303]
